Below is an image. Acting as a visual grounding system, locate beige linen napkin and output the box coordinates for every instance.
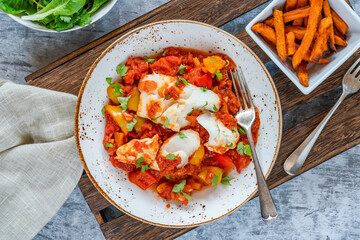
[0,80,83,240]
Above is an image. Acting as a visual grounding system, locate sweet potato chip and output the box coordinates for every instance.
[334,35,347,46]
[251,23,276,45]
[293,0,309,26]
[285,26,306,40]
[331,9,349,35]
[298,61,309,87]
[286,32,296,56]
[323,0,336,51]
[264,7,310,27]
[292,0,323,69]
[284,0,298,12]
[274,10,287,61]
[310,17,333,62]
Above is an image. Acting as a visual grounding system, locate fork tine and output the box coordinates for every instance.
[235,67,250,110]
[228,71,241,101]
[237,66,254,108]
[347,58,360,75]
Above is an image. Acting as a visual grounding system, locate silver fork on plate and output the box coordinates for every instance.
[283,58,360,175]
[228,67,278,223]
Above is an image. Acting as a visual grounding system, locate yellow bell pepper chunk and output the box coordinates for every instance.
[193,57,201,67]
[128,87,140,112]
[134,116,146,133]
[208,166,222,186]
[114,132,125,148]
[198,166,222,185]
[107,86,119,105]
[203,56,226,74]
[189,145,205,165]
[192,182,202,191]
[104,105,128,134]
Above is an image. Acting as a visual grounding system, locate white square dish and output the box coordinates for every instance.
[246,0,360,95]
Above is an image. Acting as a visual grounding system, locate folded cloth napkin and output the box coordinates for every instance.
[0,80,83,240]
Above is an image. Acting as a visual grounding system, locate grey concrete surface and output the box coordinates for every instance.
[0,0,359,239]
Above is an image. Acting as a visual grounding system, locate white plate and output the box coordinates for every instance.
[246,0,360,95]
[7,0,118,33]
[75,20,282,227]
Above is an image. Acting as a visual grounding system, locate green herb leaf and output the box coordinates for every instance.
[101,107,105,116]
[237,142,251,156]
[187,107,195,116]
[181,191,193,201]
[104,143,113,148]
[163,50,167,57]
[144,56,156,63]
[166,153,178,160]
[164,95,171,100]
[239,128,246,134]
[152,116,161,121]
[200,87,208,92]
[232,129,236,133]
[221,176,234,186]
[227,142,233,148]
[177,64,186,74]
[126,118,137,132]
[60,16,71,23]
[244,144,252,156]
[116,64,128,76]
[162,117,169,129]
[141,164,151,173]
[211,170,222,187]
[225,60,230,67]
[215,70,223,80]
[202,101,208,108]
[179,132,187,139]
[213,105,218,112]
[117,96,131,112]
[88,0,109,15]
[176,76,189,86]
[136,157,145,168]
[210,59,215,63]
[165,174,170,179]
[106,77,112,85]
[113,82,123,96]
[172,179,186,193]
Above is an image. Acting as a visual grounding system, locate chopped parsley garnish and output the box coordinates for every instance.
[215,70,223,80]
[104,143,113,148]
[166,153,178,160]
[165,174,170,179]
[227,143,233,148]
[187,107,195,116]
[213,105,218,112]
[126,118,137,132]
[163,50,167,56]
[202,101,208,108]
[113,82,123,96]
[162,117,169,129]
[117,96,131,112]
[144,56,156,63]
[164,94,171,100]
[225,59,230,67]
[239,128,246,134]
[181,191,193,201]
[141,164,151,173]
[106,77,112,85]
[176,76,189,86]
[232,129,236,133]
[221,176,234,186]
[211,170,222,187]
[179,132,187,139]
[152,116,161,121]
[101,107,105,116]
[177,64,186,74]
[116,64,128,76]
[172,179,186,193]
[210,59,215,63]
[136,157,145,168]
[237,142,252,156]
[200,87,208,92]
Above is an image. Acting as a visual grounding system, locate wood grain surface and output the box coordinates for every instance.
[25,0,359,239]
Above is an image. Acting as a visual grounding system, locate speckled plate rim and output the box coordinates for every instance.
[74,19,283,228]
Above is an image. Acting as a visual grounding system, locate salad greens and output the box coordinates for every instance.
[0,0,110,32]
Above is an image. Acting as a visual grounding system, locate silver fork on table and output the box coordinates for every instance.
[228,67,278,223]
[283,58,360,175]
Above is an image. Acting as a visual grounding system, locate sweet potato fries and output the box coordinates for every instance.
[251,0,349,88]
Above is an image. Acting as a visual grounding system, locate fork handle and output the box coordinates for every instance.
[283,93,347,176]
[246,128,278,223]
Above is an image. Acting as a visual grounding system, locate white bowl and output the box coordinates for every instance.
[75,20,282,227]
[7,0,118,33]
[246,0,360,95]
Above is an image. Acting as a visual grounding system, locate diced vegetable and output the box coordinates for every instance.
[198,166,223,185]
[220,104,229,114]
[195,73,212,89]
[128,87,140,111]
[157,182,173,200]
[134,116,146,133]
[107,86,120,105]
[193,57,201,67]
[189,145,205,165]
[114,132,125,148]
[104,105,129,134]
[128,169,157,190]
[203,56,226,74]
[214,154,233,168]
[191,182,202,191]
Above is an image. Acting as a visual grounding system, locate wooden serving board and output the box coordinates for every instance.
[26,0,359,239]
